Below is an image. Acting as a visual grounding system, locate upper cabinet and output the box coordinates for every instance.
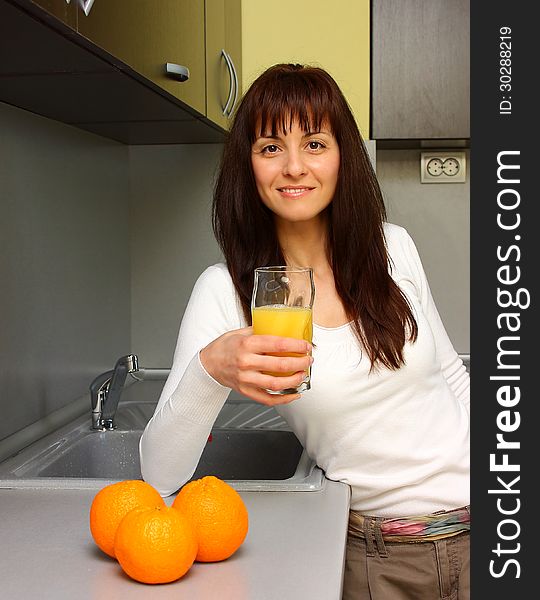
[76,0,206,116]
[371,0,469,142]
[76,0,242,128]
[30,0,77,29]
[205,0,242,129]
[0,0,242,143]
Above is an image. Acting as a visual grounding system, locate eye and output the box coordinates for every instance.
[307,140,325,151]
[261,144,280,154]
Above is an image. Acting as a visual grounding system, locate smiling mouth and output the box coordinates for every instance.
[277,187,315,197]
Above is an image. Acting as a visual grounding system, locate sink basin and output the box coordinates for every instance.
[22,430,143,480]
[0,401,324,492]
[12,429,303,481]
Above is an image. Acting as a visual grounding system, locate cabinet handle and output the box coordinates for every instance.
[78,0,96,16]
[165,63,190,83]
[221,50,239,117]
[221,50,235,116]
[228,52,239,117]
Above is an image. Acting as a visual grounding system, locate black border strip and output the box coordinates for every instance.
[471,0,536,595]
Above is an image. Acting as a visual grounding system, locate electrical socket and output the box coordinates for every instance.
[420,151,466,183]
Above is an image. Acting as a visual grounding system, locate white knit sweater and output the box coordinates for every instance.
[139,223,470,517]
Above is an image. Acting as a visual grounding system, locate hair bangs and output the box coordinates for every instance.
[249,73,335,141]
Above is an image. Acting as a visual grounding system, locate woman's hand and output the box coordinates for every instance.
[199,327,313,405]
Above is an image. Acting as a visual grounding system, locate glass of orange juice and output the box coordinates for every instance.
[251,266,315,394]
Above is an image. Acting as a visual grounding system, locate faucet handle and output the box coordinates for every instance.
[99,354,139,429]
[89,355,139,430]
[107,354,139,401]
[118,354,139,373]
[89,369,114,412]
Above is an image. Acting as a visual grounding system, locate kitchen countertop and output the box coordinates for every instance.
[0,479,350,599]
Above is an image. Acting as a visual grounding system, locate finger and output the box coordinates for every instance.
[256,370,309,393]
[247,334,312,355]
[240,385,302,406]
[238,368,307,390]
[227,326,253,337]
[247,353,313,374]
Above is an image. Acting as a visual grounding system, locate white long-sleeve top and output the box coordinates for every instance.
[139,223,470,517]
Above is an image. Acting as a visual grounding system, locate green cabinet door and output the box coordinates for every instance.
[31,0,77,28]
[205,0,242,130]
[76,0,206,115]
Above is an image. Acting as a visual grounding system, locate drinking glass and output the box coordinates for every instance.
[251,266,315,394]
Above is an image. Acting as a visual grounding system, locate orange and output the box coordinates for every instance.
[89,479,164,558]
[114,505,198,584]
[172,475,248,562]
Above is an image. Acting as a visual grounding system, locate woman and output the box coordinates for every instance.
[140,64,470,599]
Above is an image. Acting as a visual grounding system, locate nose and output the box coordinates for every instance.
[283,149,307,177]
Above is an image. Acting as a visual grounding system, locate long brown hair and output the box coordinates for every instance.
[213,64,417,369]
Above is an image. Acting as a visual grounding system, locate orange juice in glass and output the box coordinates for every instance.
[251,267,314,394]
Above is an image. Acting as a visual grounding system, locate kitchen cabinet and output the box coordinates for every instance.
[0,0,242,143]
[76,0,207,116]
[371,0,470,142]
[206,0,242,129]
[0,0,104,76]
[76,0,241,129]
[30,0,76,29]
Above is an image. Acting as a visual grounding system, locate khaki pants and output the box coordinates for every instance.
[342,529,470,600]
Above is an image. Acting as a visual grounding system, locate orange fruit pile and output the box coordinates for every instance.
[89,476,249,585]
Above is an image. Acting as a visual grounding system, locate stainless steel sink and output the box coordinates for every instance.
[0,400,324,492]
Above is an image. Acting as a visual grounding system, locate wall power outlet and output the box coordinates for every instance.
[420,151,466,183]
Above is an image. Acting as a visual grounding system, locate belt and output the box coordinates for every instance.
[348,506,470,545]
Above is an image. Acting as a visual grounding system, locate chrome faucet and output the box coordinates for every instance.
[90,354,139,430]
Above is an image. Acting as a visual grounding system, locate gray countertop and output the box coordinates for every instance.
[0,480,350,599]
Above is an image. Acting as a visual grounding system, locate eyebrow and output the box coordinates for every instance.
[255,130,332,141]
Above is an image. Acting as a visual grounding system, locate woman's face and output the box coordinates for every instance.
[251,119,340,225]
